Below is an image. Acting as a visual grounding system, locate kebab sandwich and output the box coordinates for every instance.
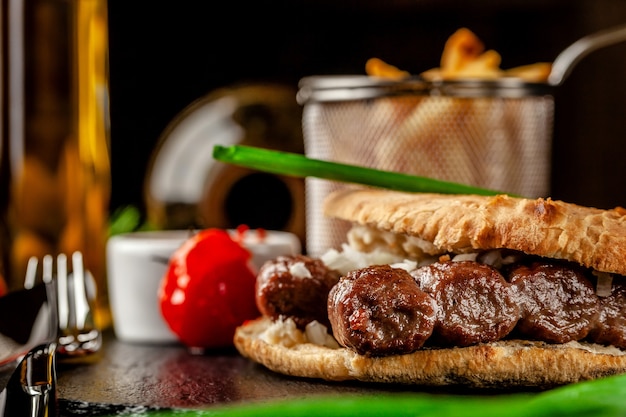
[234,188,626,388]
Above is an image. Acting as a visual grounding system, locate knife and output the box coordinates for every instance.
[0,342,57,417]
[0,281,58,416]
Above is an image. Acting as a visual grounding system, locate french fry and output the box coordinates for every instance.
[440,28,485,73]
[365,57,411,80]
[370,27,551,83]
[351,27,552,210]
[451,49,503,79]
[504,62,552,82]
[420,67,443,81]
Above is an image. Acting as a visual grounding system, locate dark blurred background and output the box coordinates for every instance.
[107,0,626,224]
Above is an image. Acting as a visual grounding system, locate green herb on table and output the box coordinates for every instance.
[108,205,156,237]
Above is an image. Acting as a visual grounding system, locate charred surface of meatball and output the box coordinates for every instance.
[328,265,437,357]
[255,254,341,329]
[412,261,520,347]
[588,282,626,348]
[509,262,599,343]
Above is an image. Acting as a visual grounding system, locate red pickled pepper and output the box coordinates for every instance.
[233,224,267,244]
[159,228,260,350]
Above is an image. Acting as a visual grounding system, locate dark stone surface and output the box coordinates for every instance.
[55,331,412,411]
[54,331,541,414]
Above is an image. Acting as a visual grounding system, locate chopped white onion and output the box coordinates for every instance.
[260,317,307,347]
[477,249,522,269]
[593,271,614,297]
[289,262,312,279]
[480,250,502,267]
[390,260,418,272]
[321,244,403,275]
[452,253,478,262]
[305,321,340,349]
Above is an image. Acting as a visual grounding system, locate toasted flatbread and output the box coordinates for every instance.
[235,189,626,388]
[322,188,626,276]
[234,317,626,388]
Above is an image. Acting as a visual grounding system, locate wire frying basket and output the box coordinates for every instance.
[298,76,555,257]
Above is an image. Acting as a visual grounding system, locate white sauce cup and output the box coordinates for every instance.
[106,229,301,343]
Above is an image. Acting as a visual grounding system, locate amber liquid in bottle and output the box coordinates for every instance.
[0,0,111,326]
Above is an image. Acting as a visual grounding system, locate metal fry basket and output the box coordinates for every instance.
[297,75,555,256]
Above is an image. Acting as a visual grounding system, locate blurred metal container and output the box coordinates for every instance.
[297,75,554,257]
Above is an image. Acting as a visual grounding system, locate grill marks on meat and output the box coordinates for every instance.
[328,265,437,356]
[255,255,626,356]
[412,261,519,347]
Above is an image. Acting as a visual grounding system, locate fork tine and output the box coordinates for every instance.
[21,253,101,359]
[56,251,101,357]
[42,255,53,284]
[71,251,90,331]
[23,257,38,290]
[56,254,69,332]
[41,255,59,343]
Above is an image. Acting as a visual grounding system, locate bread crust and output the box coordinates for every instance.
[235,317,626,388]
[235,190,626,387]
[322,188,626,275]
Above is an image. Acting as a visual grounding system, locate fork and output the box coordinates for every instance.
[2,251,100,416]
[25,251,102,358]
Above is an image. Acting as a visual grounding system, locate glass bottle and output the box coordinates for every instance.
[0,0,111,327]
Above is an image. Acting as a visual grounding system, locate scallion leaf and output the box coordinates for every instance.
[212,145,519,197]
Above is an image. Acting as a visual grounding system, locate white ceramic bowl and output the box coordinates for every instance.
[106,229,301,344]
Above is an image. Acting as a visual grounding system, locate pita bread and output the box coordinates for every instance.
[234,189,626,387]
[322,188,626,276]
[234,317,626,388]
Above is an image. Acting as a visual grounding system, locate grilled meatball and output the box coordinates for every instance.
[588,281,626,348]
[328,265,437,357]
[255,254,341,329]
[509,262,599,343]
[412,261,519,347]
